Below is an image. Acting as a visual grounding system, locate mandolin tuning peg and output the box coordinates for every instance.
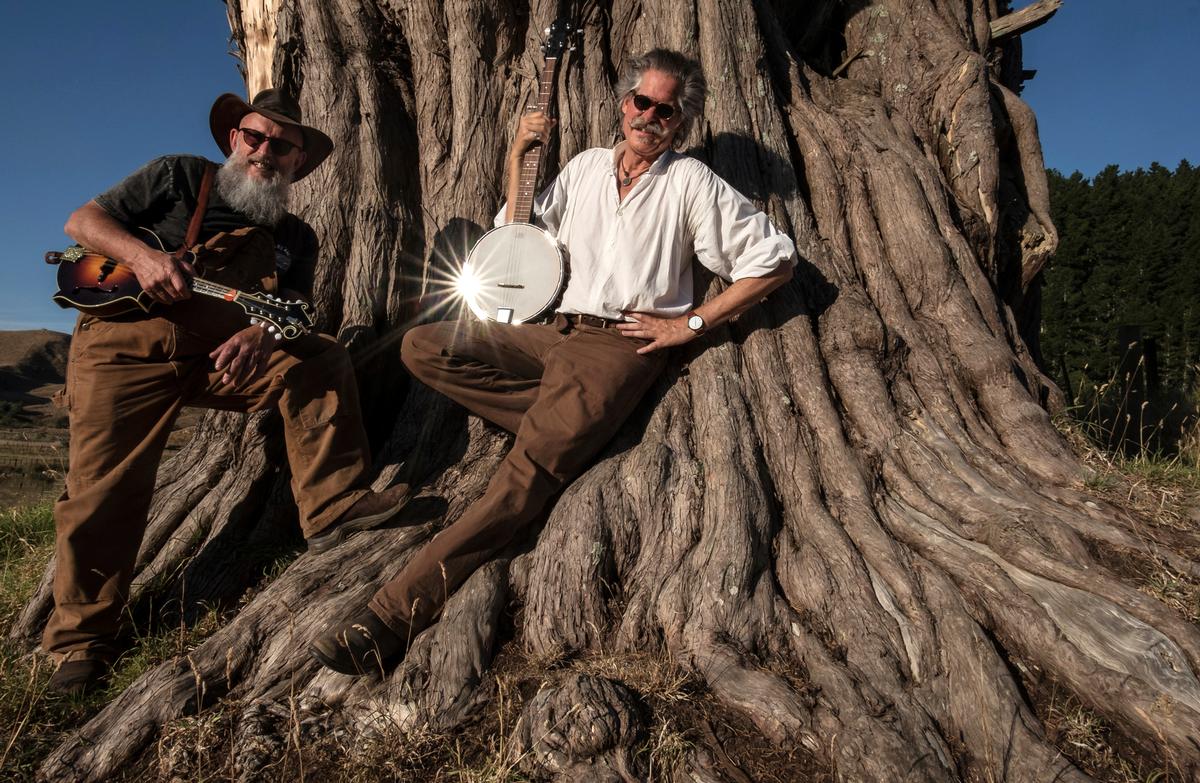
[250,317,259,325]
[274,332,283,341]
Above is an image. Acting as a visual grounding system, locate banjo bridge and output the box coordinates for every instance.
[497,283,526,289]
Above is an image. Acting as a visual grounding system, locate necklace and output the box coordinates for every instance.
[619,158,649,187]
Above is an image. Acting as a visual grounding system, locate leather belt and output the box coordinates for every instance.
[565,313,624,329]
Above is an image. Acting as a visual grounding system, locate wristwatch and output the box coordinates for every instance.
[686,311,706,335]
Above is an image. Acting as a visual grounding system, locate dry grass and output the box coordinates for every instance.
[0,502,233,781]
[1039,687,1172,783]
[1044,411,1200,782]
[1056,417,1200,625]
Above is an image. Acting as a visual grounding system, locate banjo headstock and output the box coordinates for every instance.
[541,17,576,60]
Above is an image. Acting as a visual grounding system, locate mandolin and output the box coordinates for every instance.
[46,228,314,340]
[460,17,574,325]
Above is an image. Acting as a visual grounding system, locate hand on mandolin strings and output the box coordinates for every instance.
[128,249,195,304]
[209,324,275,387]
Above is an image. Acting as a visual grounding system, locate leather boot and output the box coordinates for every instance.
[306,483,410,553]
[309,609,407,676]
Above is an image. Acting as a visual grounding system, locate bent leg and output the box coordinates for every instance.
[372,325,666,632]
[185,332,372,537]
[401,319,566,434]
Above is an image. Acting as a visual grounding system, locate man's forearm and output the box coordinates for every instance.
[64,201,159,268]
[693,262,793,330]
[64,200,194,303]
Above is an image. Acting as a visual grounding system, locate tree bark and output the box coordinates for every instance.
[19,0,1200,780]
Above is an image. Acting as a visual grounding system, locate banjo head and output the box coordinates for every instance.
[461,223,565,324]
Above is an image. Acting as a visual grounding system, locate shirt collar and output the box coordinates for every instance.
[612,141,675,179]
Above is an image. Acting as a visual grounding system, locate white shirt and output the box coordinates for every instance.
[495,145,796,320]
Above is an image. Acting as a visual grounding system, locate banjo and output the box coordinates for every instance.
[461,18,573,324]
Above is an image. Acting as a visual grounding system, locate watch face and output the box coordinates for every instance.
[688,315,704,331]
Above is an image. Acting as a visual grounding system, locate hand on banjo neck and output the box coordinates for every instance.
[503,111,558,223]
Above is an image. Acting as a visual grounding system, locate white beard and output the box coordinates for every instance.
[216,149,292,226]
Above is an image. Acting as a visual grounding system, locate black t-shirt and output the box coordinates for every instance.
[94,154,318,298]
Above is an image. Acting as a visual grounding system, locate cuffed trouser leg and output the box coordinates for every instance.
[372,319,666,633]
[42,316,184,661]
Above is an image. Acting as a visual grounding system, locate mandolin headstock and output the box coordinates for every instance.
[236,292,314,340]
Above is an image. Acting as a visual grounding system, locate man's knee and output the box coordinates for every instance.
[401,323,448,382]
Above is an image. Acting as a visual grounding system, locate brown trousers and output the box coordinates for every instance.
[370,315,666,634]
[43,314,371,660]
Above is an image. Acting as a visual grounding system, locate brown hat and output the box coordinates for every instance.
[209,88,334,181]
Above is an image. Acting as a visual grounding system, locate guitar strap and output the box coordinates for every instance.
[174,161,216,260]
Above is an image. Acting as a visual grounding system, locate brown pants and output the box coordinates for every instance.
[370,315,666,634]
[43,314,371,660]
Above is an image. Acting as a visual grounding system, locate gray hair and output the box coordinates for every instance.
[615,48,707,147]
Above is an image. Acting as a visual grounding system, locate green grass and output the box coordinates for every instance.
[0,503,54,629]
[0,502,228,781]
[0,502,70,780]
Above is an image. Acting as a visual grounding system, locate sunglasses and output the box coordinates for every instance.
[236,127,303,157]
[630,93,676,120]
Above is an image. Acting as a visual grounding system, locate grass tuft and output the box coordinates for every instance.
[1041,687,1173,783]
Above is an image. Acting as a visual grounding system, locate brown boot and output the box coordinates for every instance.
[309,609,407,676]
[306,484,410,554]
[48,657,111,697]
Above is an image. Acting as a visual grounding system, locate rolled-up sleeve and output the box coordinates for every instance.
[689,167,796,282]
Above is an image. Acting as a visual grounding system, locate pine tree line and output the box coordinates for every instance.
[1041,161,1200,416]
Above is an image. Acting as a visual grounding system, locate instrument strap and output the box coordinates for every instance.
[174,161,216,260]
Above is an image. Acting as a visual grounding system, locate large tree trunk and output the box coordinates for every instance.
[16,0,1200,780]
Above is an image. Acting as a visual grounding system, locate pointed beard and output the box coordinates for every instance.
[216,149,292,226]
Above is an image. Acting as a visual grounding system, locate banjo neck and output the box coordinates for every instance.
[462,18,572,325]
[511,53,561,225]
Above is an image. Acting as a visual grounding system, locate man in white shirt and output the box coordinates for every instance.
[311,48,796,675]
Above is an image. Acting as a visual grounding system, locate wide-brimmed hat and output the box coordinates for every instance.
[209,88,334,181]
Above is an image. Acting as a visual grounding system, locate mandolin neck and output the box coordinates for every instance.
[191,276,248,304]
[511,54,560,225]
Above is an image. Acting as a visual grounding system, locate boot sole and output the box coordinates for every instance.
[306,498,408,554]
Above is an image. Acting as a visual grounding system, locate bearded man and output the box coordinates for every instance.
[311,49,797,676]
[45,90,407,694]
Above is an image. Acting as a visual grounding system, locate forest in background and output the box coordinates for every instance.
[1041,161,1200,451]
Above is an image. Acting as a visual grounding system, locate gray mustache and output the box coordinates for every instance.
[629,116,668,138]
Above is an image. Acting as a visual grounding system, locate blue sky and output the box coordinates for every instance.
[1,1,1196,333]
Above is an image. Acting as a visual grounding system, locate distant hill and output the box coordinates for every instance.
[0,329,70,394]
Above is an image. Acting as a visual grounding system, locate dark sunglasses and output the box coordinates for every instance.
[631,93,676,119]
[236,127,303,156]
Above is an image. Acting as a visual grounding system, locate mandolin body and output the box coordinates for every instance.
[51,250,156,317]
